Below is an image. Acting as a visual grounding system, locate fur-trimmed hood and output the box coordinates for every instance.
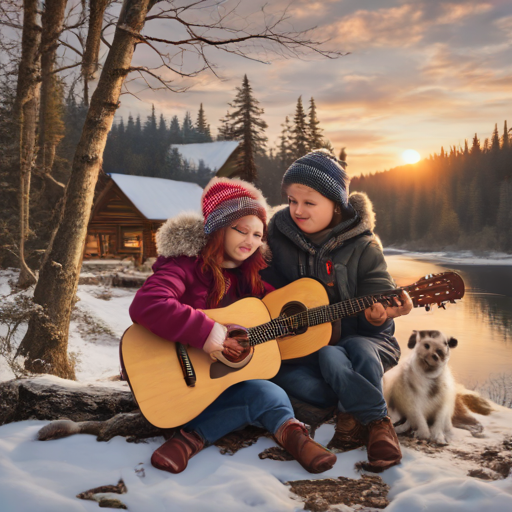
[272,191,378,254]
[156,212,207,258]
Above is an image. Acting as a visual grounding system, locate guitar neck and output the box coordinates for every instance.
[248,286,408,346]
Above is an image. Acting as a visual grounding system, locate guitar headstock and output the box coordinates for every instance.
[404,272,465,310]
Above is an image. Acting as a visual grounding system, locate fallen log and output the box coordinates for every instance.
[0,376,137,426]
[0,376,492,451]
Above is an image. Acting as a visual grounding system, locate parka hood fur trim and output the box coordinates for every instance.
[156,212,207,258]
[156,210,271,260]
[273,191,377,253]
[347,191,375,232]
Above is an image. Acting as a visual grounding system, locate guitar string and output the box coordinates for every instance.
[246,280,455,346]
[247,293,380,346]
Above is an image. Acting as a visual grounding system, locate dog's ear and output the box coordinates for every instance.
[408,331,417,349]
[448,337,458,348]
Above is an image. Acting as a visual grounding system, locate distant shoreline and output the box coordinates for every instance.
[383,248,512,266]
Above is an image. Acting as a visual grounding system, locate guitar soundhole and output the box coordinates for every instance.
[280,301,308,335]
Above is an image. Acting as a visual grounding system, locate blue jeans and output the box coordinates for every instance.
[186,379,294,444]
[271,335,388,425]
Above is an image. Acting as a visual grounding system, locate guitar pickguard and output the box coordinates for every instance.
[210,361,247,379]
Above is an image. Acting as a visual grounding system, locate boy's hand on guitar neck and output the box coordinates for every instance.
[364,290,413,327]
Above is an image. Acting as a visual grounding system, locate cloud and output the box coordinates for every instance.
[113,0,512,176]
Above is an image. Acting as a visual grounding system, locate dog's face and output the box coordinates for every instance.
[408,330,458,374]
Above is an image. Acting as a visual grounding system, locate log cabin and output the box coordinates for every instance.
[84,174,203,263]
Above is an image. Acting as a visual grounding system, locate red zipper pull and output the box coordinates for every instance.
[326,260,333,275]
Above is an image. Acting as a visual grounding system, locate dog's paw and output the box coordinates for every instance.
[414,427,430,440]
[443,428,455,443]
[431,434,448,445]
[430,429,450,445]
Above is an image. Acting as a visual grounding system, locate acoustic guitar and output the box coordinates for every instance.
[120,272,464,428]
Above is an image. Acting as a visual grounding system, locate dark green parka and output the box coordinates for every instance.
[262,191,401,368]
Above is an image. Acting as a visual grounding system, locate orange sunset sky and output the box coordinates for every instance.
[114,0,512,177]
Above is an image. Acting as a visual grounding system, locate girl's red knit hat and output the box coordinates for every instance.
[201,177,269,235]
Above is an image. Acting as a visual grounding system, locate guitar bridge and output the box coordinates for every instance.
[176,342,196,387]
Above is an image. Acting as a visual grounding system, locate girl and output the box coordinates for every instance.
[262,150,413,472]
[129,177,336,475]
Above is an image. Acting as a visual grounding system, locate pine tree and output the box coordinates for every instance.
[158,113,167,140]
[277,115,294,171]
[228,75,268,182]
[195,103,212,142]
[217,111,234,141]
[169,115,182,144]
[491,123,500,152]
[143,105,158,168]
[339,147,347,162]
[502,121,509,150]
[58,88,88,163]
[181,112,195,143]
[165,147,184,180]
[156,114,168,177]
[307,97,323,150]
[291,96,309,159]
[134,115,142,144]
[470,134,481,156]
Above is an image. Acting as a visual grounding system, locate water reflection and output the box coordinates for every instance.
[385,255,512,387]
[466,294,512,342]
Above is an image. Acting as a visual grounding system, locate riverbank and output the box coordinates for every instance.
[384,248,512,266]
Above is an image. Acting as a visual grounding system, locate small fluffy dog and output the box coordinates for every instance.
[383,330,458,444]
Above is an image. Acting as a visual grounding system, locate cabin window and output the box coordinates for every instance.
[121,230,142,249]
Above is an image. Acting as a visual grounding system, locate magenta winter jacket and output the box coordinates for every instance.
[129,255,217,349]
[129,212,273,350]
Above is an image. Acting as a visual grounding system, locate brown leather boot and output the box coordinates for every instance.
[327,412,368,452]
[151,429,205,474]
[365,416,402,472]
[274,419,337,474]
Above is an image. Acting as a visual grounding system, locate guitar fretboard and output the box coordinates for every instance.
[247,293,382,346]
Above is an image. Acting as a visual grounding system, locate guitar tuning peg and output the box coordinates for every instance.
[450,299,456,304]
[425,304,431,312]
[438,303,446,310]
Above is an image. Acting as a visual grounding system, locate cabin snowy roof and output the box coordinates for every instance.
[171,140,240,173]
[109,173,203,221]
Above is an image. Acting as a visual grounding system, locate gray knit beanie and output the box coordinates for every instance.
[282,149,350,206]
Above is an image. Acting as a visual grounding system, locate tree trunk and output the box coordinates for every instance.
[82,0,110,106]
[15,0,41,289]
[17,0,154,378]
[38,0,68,177]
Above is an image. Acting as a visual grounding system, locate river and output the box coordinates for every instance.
[385,252,512,388]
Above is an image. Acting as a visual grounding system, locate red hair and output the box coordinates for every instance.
[200,228,268,308]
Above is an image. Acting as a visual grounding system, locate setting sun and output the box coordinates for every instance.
[402,149,421,164]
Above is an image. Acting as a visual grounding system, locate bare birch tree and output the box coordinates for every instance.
[82,0,110,106]
[15,0,41,289]
[38,0,69,191]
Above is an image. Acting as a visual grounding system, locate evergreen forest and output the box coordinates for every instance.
[351,123,512,252]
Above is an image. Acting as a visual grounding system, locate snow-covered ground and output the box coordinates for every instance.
[1,268,512,512]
